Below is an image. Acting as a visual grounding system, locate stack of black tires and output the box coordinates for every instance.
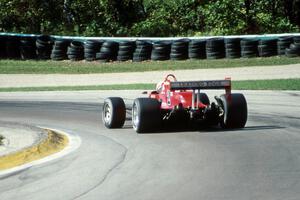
[188,40,206,59]
[20,37,36,60]
[277,36,293,55]
[133,40,152,62]
[117,41,136,61]
[225,38,241,59]
[51,39,70,61]
[5,36,21,59]
[151,41,171,61]
[285,36,300,57]
[96,41,119,62]
[170,39,189,60]
[258,38,277,57]
[67,41,84,61]
[2,34,300,62]
[36,35,53,60]
[84,40,103,61]
[0,35,6,59]
[206,38,225,59]
[240,38,258,58]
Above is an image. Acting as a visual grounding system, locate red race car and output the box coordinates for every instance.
[102,74,247,133]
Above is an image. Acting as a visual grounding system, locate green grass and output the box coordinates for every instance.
[233,79,300,90]
[0,84,154,92]
[0,57,300,74]
[0,79,299,92]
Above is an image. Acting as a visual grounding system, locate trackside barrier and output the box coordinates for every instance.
[1,32,300,61]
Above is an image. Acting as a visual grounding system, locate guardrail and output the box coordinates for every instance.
[1,32,300,40]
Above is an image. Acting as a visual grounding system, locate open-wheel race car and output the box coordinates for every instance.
[102,74,247,133]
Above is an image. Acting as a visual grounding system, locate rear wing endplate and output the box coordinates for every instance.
[170,79,231,90]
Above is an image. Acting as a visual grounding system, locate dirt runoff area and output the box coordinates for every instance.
[0,64,300,88]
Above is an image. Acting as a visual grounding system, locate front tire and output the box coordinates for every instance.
[132,98,161,133]
[102,97,126,128]
[220,93,248,129]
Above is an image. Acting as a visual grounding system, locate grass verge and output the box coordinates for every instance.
[233,79,300,90]
[0,57,300,74]
[0,79,299,92]
[0,129,68,170]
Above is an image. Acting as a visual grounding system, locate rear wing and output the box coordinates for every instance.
[169,79,231,109]
[170,79,231,90]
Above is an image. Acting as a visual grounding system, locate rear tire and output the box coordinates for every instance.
[194,93,210,105]
[220,93,247,128]
[102,97,126,128]
[199,93,210,105]
[132,98,161,133]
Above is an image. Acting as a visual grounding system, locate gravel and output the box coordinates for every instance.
[0,121,48,156]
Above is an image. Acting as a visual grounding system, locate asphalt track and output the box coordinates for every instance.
[0,90,299,200]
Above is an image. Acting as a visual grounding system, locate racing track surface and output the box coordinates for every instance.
[0,90,299,200]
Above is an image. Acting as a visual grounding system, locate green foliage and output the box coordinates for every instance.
[0,0,299,36]
[131,0,204,36]
[252,0,299,33]
[0,0,64,34]
[201,0,247,35]
[131,2,173,37]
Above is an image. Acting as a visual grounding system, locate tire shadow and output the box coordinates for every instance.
[197,125,285,133]
[128,125,286,134]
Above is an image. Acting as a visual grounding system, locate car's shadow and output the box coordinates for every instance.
[121,123,285,134]
[196,125,285,133]
[124,110,285,133]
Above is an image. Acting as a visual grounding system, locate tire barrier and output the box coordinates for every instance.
[67,41,84,61]
[285,36,300,57]
[133,40,152,62]
[117,40,136,61]
[20,37,36,60]
[277,36,293,55]
[151,41,171,61]
[294,36,300,44]
[0,35,6,58]
[36,35,54,60]
[240,38,259,58]
[206,38,225,59]
[1,34,300,61]
[51,39,70,61]
[170,39,189,60]
[225,38,241,59]
[96,41,119,62]
[188,40,206,59]
[6,36,21,59]
[84,40,103,61]
[258,38,277,57]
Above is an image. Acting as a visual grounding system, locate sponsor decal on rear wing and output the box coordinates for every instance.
[170,79,231,90]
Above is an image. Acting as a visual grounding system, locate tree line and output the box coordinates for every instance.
[0,0,299,37]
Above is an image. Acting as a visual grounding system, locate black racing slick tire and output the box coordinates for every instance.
[199,93,210,105]
[132,98,161,133]
[220,93,248,129]
[194,93,210,105]
[102,97,126,129]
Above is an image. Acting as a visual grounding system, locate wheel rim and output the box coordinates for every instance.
[103,103,111,124]
[132,103,139,130]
